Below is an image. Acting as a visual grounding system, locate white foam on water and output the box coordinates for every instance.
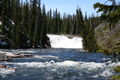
[100,69,113,77]
[32,55,59,60]
[16,62,49,68]
[18,50,37,53]
[0,60,117,78]
[55,61,79,67]
[0,68,15,77]
[47,34,83,49]
[80,62,105,68]
[5,61,79,68]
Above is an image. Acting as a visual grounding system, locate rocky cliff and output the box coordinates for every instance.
[95,22,120,53]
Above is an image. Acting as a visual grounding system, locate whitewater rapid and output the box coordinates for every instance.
[0,48,119,80]
[0,35,119,80]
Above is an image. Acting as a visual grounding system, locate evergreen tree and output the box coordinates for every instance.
[61,13,67,34]
[94,0,120,30]
[53,9,58,34]
[1,0,11,37]
[13,0,22,48]
[46,9,53,33]
[71,15,77,35]
[76,8,84,35]
[29,0,38,47]
[32,0,42,48]
[41,4,47,48]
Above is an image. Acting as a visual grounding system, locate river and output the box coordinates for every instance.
[0,48,119,80]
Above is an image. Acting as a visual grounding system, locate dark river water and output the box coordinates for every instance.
[0,48,118,80]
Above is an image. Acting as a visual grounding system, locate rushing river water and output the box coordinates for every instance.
[0,48,119,80]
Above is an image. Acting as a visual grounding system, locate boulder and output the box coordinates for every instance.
[0,64,16,70]
[95,22,120,53]
[0,65,6,68]
[0,53,9,61]
[41,35,51,48]
[67,35,73,39]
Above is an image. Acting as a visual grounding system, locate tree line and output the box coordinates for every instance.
[0,0,102,51]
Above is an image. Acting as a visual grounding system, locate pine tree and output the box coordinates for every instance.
[61,13,67,34]
[76,8,84,35]
[46,9,53,33]
[94,0,120,30]
[33,0,42,48]
[29,0,38,47]
[41,4,48,48]
[53,9,58,34]
[13,0,22,48]
[1,0,11,37]
[82,14,101,52]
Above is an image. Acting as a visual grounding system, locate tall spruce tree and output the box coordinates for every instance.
[29,0,38,47]
[76,8,84,35]
[46,9,53,33]
[32,0,42,48]
[94,0,120,30]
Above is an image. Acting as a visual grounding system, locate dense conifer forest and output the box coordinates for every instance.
[2,0,117,52]
[0,0,120,80]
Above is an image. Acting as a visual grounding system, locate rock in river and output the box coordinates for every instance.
[0,53,9,61]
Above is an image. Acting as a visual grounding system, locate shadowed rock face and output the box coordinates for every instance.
[95,22,120,53]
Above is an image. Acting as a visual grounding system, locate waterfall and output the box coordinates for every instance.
[47,34,83,49]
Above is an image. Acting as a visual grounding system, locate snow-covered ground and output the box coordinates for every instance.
[47,34,83,49]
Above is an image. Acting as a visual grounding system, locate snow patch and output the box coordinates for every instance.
[47,34,83,49]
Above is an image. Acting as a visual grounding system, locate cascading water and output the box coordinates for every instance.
[47,34,83,49]
[0,35,119,80]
